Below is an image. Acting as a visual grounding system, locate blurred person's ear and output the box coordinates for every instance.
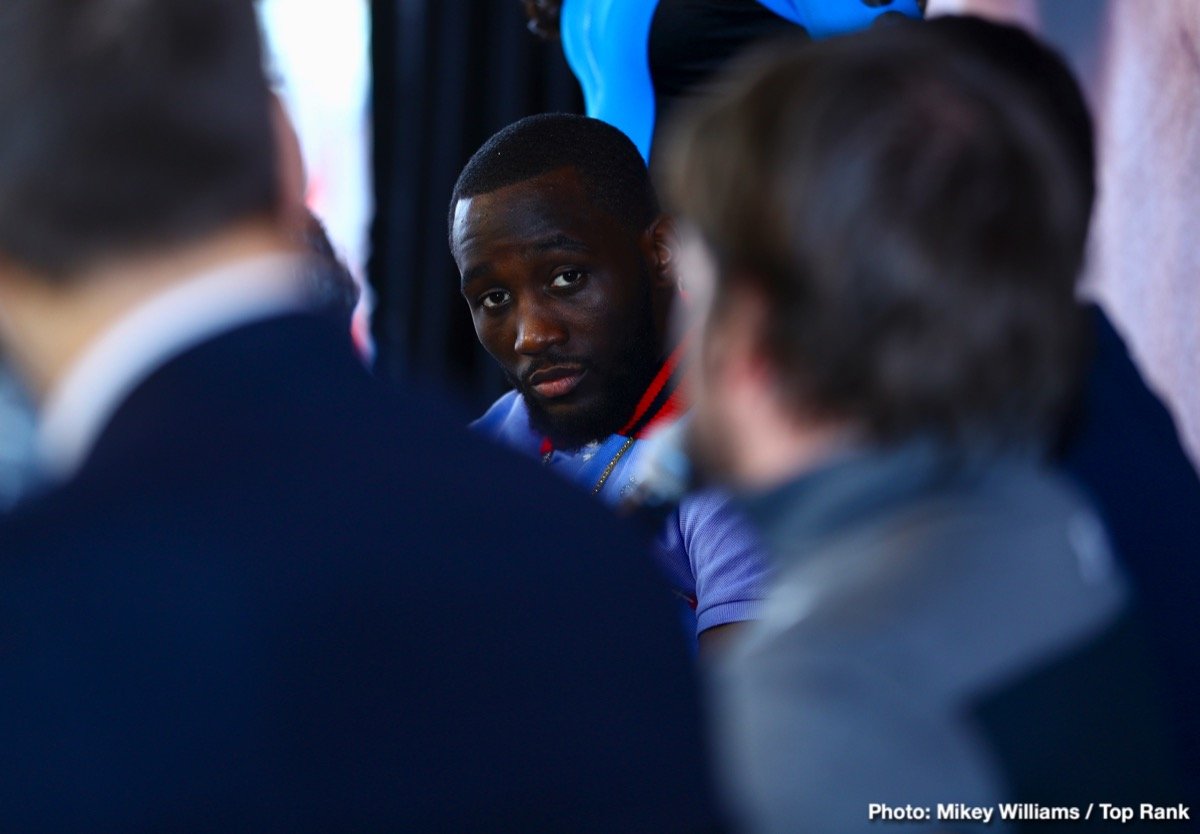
[645,214,678,290]
[642,214,680,339]
[269,93,307,232]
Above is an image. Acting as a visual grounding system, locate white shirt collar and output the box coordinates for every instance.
[37,253,309,481]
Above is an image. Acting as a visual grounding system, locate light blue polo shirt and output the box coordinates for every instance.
[474,390,768,635]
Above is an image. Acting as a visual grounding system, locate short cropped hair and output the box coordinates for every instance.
[0,0,278,277]
[663,20,1092,445]
[449,113,659,241]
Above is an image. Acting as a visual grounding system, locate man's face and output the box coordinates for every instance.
[452,167,666,450]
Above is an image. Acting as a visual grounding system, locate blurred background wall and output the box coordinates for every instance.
[258,0,374,351]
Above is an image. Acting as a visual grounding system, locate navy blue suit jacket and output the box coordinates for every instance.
[1058,305,1200,782]
[0,313,720,833]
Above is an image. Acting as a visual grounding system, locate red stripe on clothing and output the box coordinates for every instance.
[541,340,690,455]
[637,389,687,438]
[619,340,687,437]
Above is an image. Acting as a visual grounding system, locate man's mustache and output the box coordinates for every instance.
[515,356,593,389]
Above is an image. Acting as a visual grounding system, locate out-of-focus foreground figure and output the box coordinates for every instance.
[664,18,1183,833]
[0,2,721,831]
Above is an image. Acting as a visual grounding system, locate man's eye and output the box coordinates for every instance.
[479,290,511,309]
[550,269,586,289]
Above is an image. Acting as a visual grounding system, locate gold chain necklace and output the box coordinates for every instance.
[591,436,636,495]
[541,436,637,494]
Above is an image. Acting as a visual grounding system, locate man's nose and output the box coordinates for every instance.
[514,304,568,355]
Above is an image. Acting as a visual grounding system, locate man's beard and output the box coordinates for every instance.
[512,283,662,451]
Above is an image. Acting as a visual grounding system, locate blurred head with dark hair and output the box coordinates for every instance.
[0,0,293,404]
[0,0,278,279]
[661,18,1093,485]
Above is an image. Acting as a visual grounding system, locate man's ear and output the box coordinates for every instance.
[643,214,678,289]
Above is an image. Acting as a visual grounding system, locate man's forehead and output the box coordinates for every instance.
[452,168,624,257]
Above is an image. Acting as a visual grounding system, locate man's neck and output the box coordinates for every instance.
[735,424,858,491]
[722,397,860,492]
[0,218,294,402]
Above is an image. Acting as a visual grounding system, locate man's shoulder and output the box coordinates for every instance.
[0,412,721,831]
[0,328,637,575]
[677,487,738,524]
[473,388,524,426]
[849,460,1118,599]
[837,456,1101,561]
[472,389,535,444]
[759,458,1126,686]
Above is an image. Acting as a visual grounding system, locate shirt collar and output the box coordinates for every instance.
[37,253,309,481]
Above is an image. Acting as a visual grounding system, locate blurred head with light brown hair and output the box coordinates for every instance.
[661,18,1092,485]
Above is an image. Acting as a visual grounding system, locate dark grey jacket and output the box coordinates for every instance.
[714,441,1180,834]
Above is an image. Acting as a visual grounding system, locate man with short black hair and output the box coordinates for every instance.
[0,3,722,830]
[449,113,769,649]
[663,18,1181,832]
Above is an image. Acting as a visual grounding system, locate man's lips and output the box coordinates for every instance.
[527,365,588,399]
